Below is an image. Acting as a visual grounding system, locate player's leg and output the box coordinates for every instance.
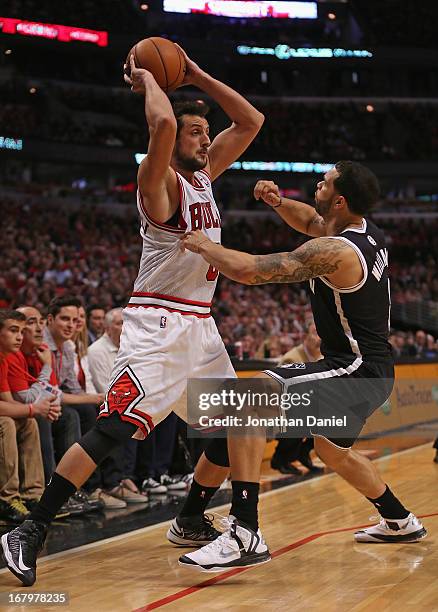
[314,435,427,543]
[0,413,137,586]
[179,360,347,570]
[169,317,236,547]
[167,438,229,546]
[179,372,272,571]
[1,307,190,586]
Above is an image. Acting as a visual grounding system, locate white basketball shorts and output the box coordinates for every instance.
[98,306,236,439]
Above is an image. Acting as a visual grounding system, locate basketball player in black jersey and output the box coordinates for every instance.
[178,161,427,572]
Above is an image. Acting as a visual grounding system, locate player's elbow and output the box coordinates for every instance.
[254,110,265,128]
[247,111,265,133]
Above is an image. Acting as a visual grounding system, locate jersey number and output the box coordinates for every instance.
[206,265,219,281]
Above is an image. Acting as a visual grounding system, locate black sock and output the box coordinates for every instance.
[29,472,77,526]
[179,479,219,518]
[230,481,259,532]
[367,485,409,520]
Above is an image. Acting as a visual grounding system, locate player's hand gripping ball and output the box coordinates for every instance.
[124,37,186,93]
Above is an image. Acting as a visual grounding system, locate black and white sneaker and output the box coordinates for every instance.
[179,516,271,572]
[354,513,427,543]
[167,514,221,546]
[142,478,167,495]
[160,474,187,491]
[1,519,48,586]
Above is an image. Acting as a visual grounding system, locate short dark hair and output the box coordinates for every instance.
[173,100,209,138]
[334,161,380,215]
[86,304,106,318]
[0,309,26,330]
[47,296,82,318]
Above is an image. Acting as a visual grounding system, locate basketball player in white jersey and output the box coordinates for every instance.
[1,47,264,586]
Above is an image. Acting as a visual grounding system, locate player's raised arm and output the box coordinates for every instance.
[176,45,264,181]
[125,55,177,223]
[254,180,327,237]
[181,231,362,287]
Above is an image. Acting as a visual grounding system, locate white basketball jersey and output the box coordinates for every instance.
[130,169,221,316]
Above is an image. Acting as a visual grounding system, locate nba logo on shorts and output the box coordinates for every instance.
[160,316,167,328]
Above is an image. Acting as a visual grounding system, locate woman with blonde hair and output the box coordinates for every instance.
[70,305,97,394]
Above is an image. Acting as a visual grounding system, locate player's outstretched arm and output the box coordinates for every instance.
[125,55,177,223]
[181,231,360,287]
[176,45,264,181]
[254,180,326,237]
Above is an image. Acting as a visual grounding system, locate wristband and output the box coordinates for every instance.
[272,197,282,209]
[28,403,34,418]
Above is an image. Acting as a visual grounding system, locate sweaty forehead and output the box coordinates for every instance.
[182,115,209,130]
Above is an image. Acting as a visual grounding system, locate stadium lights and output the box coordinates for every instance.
[0,136,23,151]
[237,45,373,59]
[135,154,332,174]
[0,16,108,46]
[229,161,333,173]
[163,1,317,19]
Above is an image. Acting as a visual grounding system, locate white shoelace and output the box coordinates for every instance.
[198,516,238,554]
[368,514,412,530]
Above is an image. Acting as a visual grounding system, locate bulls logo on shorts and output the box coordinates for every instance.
[99,366,153,437]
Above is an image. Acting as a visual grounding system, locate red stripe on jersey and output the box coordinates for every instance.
[198,168,211,181]
[176,174,188,230]
[131,292,211,307]
[127,304,211,318]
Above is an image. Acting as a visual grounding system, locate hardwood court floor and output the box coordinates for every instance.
[1,443,437,611]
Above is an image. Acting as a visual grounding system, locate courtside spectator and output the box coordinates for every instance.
[87,309,123,393]
[12,306,80,483]
[88,308,145,503]
[44,297,115,510]
[86,304,106,345]
[0,310,52,522]
[279,320,323,365]
[69,304,97,394]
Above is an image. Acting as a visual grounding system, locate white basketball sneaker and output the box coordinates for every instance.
[354,513,427,543]
[178,516,271,572]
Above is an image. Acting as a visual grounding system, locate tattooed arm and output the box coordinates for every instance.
[181,231,362,286]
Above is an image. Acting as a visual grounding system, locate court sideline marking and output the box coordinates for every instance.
[136,510,438,611]
[0,442,432,576]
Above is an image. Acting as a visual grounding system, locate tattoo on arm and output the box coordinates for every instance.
[248,238,349,285]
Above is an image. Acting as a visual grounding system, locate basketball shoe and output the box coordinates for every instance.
[1,520,48,586]
[354,513,427,543]
[167,514,221,546]
[178,516,271,571]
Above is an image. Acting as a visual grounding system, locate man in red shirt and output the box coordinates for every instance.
[0,310,57,523]
[8,306,80,484]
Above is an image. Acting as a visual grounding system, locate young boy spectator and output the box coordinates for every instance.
[0,310,56,522]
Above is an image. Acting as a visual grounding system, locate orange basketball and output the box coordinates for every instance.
[125,37,186,93]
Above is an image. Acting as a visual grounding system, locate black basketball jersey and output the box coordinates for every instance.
[309,218,392,363]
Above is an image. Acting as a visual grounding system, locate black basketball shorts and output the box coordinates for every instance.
[264,357,394,448]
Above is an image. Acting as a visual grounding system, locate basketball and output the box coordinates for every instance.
[125,37,186,92]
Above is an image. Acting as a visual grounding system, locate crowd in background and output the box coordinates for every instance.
[0,197,437,362]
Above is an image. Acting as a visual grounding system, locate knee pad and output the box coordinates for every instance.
[204,437,229,467]
[79,413,138,464]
